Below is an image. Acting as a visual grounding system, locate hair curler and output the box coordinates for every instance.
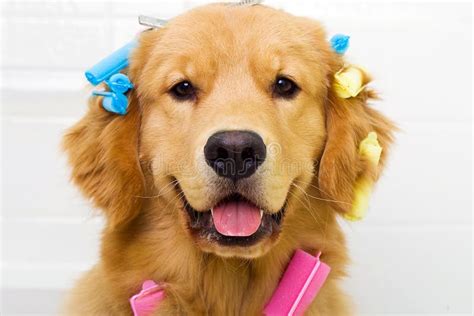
[85,41,137,86]
[84,41,137,115]
[263,250,331,316]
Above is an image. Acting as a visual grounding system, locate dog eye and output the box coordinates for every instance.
[170,81,196,101]
[273,76,299,99]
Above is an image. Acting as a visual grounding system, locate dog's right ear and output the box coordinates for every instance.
[62,93,145,229]
[62,30,160,229]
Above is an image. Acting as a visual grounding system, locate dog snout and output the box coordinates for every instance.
[204,131,266,181]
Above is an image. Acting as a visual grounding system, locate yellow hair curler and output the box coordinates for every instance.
[333,65,370,99]
[344,132,382,221]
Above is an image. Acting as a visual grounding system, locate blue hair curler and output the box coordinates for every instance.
[106,73,134,94]
[330,34,350,55]
[92,91,129,115]
[85,41,137,115]
[91,74,133,115]
[85,41,137,86]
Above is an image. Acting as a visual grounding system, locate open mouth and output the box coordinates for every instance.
[183,193,286,247]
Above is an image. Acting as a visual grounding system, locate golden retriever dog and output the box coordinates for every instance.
[62,3,395,315]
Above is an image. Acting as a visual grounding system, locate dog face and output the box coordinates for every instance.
[64,5,394,259]
[135,5,331,258]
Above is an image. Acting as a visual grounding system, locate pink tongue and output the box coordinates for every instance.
[212,200,262,237]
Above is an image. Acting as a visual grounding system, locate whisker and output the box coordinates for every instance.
[159,195,183,218]
[135,179,179,199]
[293,178,332,196]
[291,182,331,253]
[287,190,322,227]
[292,179,352,206]
[289,184,323,224]
[290,183,321,221]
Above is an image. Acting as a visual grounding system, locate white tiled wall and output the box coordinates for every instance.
[1,1,472,315]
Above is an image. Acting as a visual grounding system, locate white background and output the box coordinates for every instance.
[1,1,472,315]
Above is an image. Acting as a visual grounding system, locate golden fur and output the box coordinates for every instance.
[62,4,395,315]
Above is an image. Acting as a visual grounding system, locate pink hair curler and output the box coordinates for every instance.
[263,249,331,316]
[129,280,165,316]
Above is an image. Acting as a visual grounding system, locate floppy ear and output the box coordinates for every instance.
[63,30,163,229]
[62,92,145,229]
[318,74,396,216]
[62,30,164,229]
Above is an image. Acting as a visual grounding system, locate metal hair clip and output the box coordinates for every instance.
[229,0,264,6]
[138,15,168,28]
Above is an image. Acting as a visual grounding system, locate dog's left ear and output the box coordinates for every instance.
[318,65,396,217]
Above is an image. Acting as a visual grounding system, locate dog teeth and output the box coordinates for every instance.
[260,209,264,219]
[211,208,214,217]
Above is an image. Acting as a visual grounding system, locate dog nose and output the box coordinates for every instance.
[204,131,266,181]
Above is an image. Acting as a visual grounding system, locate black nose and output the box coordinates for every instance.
[204,131,267,181]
